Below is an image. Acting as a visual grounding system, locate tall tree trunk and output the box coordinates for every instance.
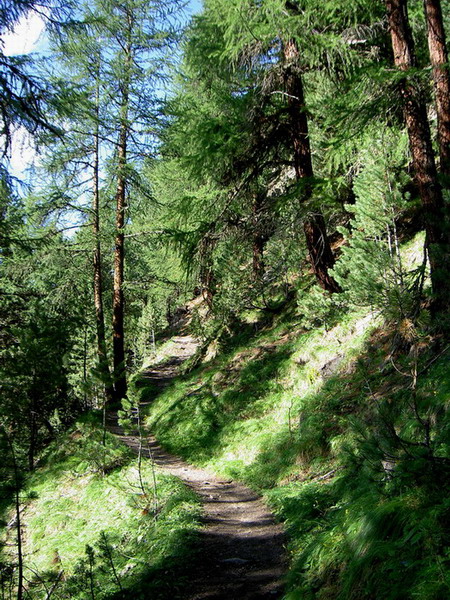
[199,233,216,309]
[28,373,37,471]
[283,39,341,293]
[423,0,450,177]
[92,73,114,405]
[28,410,36,471]
[386,0,449,305]
[252,191,266,280]
[112,43,131,402]
[113,121,127,401]
[5,432,23,600]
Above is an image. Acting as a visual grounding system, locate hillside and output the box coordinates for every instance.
[3,232,450,599]
[127,236,450,600]
[1,416,201,599]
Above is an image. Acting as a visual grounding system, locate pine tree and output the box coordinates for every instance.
[43,20,116,406]
[282,35,340,292]
[42,0,183,402]
[97,0,182,400]
[332,127,415,319]
[0,1,74,159]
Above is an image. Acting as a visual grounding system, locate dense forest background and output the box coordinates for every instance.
[2,0,450,598]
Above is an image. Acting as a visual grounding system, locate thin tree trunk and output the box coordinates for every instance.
[252,192,266,280]
[113,122,127,402]
[92,71,114,405]
[423,0,450,177]
[28,375,37,471]
[83,322,88,406]
[386,0,449,304]
[14,472,23,600]
[5,433,23,600]
[283,39,341,293]
[199,233,216,309]
[28,411,36,471]
[112,41,131,402]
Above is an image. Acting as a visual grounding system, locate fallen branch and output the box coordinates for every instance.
[314,467,345,482]
[44,570,64,600]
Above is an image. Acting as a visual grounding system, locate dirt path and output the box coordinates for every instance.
[107,334,287,599]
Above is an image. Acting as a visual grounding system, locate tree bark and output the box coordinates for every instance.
[386,0,449,304]
[252,192,266,280]
[112,39,131,402]
[28,373,37,471]
[92,72,114,405]
[113,121,127,401]
[28,410,36,471]
[5,432,23,600]
[199,233,216,309]
[423,0,450,177]
[283,39,341,293]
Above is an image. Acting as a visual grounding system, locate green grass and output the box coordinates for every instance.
[5,231,449,600]
[3,414,201,600]
[134,236,450,600]
[140,310,450,599]
[142,304,380,487]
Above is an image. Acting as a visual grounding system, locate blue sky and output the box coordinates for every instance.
[3,1,203,56]
[4,0,204,178]
[189,0,203,15]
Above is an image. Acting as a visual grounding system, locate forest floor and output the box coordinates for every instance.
[107,333,287,599]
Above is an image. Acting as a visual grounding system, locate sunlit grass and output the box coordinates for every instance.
[140,232,450,599]
[7,416,201,599]
[144,299,379,489]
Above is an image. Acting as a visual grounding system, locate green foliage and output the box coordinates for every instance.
[0,201,91,473]
[332,128,423,322]
[2,0,450,599]
[139,240,450,598]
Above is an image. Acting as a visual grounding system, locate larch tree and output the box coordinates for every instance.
[282,36,340,293]
[0,0,74,161]
[196,0,343,293]
[385,0,450,308]
[94,0,182,401]
[40,21,115,406]
[423,0,450,178]
[39,0,182,403]
[91,56,115,405]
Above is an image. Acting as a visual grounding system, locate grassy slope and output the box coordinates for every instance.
[3,414,201,600]
[138,239,450,599]
[144,306,379,486]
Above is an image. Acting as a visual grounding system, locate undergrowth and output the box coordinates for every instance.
[1,414,201,599]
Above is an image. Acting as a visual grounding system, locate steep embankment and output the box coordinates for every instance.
[136,288,450,599]
[142,308,379,486]
[7,237,450,600]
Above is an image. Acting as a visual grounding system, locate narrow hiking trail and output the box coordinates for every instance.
[107,334,287,599]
